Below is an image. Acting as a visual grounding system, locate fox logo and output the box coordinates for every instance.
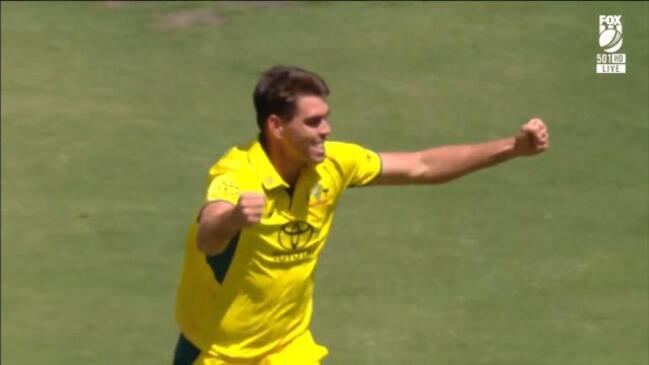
[598,15,623,53]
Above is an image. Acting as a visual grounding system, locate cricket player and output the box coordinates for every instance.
[173,66,549,365]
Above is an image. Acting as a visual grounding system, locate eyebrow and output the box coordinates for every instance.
[305,110,331,121]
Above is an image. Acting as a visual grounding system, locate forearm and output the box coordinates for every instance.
[374,119,548,186]
[417,137,517,184]
[196,208,242,256]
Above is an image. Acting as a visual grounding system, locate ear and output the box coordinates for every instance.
[267,114,284,139]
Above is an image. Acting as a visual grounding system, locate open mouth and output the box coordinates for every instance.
[310,143,326,159]
[312,143,325,153]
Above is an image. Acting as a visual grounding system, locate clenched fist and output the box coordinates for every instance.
[232,192,266,226]
[514,118,549,157]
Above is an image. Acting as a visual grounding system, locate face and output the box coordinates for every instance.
[274,95,332,165]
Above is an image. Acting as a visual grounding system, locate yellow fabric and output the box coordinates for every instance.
[193,330,328,365]
[175,140,381,361]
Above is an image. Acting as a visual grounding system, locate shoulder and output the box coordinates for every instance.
[324,140,376,160]
[320,140,377,177]
[324,140,380,167]
[321,140,382,188]
[207,142,256,180]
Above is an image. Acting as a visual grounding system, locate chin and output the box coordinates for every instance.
[306,156,323,165]
[307,146,326,164]
[309,152,326,164]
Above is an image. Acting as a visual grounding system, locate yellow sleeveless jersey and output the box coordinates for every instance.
[175,139,382,360]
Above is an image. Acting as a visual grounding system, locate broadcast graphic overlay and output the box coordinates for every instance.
[595,15,626,74]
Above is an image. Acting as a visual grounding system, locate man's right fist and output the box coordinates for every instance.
[232,192,266,226]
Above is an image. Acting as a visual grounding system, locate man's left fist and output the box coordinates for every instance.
[514,118,549,156]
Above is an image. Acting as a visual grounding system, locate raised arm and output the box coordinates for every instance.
[372,118,549,185]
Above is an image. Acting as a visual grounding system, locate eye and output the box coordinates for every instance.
[304,118,321,127]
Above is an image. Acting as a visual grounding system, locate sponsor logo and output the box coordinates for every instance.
[272,221,317,263]
[278,220,314,250]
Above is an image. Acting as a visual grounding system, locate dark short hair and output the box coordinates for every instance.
[253,66,330,134]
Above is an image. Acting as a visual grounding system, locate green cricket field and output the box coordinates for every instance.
[2,2,647,364]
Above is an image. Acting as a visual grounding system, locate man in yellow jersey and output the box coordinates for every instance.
[173,66,549,364]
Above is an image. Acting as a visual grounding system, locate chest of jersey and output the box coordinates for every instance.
[242,169,339,265]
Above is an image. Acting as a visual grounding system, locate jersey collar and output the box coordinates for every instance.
[248,140,290,190]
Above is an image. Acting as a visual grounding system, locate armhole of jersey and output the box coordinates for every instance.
[173,333,202,365]
[205,231,241,284]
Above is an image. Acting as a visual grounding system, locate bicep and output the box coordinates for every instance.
[196,200,239,255]
[197,200,235,224]
[371,151,425,185]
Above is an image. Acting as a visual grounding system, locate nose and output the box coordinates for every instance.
[319,119,331,137]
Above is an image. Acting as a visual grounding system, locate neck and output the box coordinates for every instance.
[262,139,304,187]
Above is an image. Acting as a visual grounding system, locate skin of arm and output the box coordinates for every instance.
[373,118,549,185]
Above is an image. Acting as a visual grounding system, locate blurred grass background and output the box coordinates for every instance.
[1,2,647,364]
